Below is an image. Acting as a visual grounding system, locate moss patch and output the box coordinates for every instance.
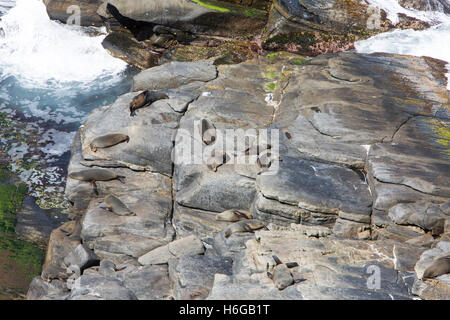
[170,40,257,65]
[0,181,43,298]
[0,183,28,235]
[0,237,44,282]
[423,118,450,158]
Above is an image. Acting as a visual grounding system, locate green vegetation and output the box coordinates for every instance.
[264,82,276,92]
[191,0,230,12]
[0,236,44,282]
[0,179,44,294]
[424,118,450,158]
[0,183,28,234]
[291,58,307,65]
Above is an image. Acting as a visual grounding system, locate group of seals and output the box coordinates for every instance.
[129,90,169,116]
[69,168,125,195]
[89,133,129,152]
[101,194,136,216]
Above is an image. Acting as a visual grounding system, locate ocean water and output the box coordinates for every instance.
[0,0,135,207]
[358,0,450,90]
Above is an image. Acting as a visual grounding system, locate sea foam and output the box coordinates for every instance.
[0,0,126,88]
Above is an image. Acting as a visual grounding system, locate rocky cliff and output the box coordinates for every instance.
[28,50,450,300]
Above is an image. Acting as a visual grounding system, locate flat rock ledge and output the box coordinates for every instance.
[29,52,450,300]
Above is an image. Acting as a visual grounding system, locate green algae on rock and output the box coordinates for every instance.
[0,180,44,299]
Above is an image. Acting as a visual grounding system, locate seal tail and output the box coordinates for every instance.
[117,176,126,184]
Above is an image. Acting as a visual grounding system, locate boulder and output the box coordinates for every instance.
[105,0,268,37]
[169,255,233,299]
[44,0,104,26]
[138,235,205,265]
[63,244,100,272]
[69,275,138,300]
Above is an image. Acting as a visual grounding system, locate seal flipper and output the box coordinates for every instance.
[272,255,283,266]
[117,176,126,184]
[285,262,299,269]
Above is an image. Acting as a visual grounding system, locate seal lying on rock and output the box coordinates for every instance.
[216,209,252,222]
[198,118,216,145]
[224,219,267,238]
[101,194,136,216]
[69,169,126,195]
[423,255,450,279]
[89,133,130,152]
[129,90,169,116]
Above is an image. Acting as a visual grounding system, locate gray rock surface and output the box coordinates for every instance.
[35,51,450,300]
[138,235,205,265]
[169,255,233,300]
[63,244,100,272]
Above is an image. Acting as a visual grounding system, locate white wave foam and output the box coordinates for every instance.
[0,0,126,87]
[355,23,450,90]
[364,0,450,25]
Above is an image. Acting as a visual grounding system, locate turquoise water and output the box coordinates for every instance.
[0,0,136,207]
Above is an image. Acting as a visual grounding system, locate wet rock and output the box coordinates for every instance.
[44,0,104,27]
[105,0,267,38]
[102,29,160,69]
[138,235,204,266]
[399,0,450,14]
[15,196,65,245]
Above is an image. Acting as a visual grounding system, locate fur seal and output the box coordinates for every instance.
[129,90,169,116]
[423,255,450,279]
[101,194,136,216]
[216,209,252,222]
[224,219,267,238]
[89,133,129,152]
[69,169,125,195]
[60,216,83,242]
[198,119,216,145]
[207,151,229,172]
